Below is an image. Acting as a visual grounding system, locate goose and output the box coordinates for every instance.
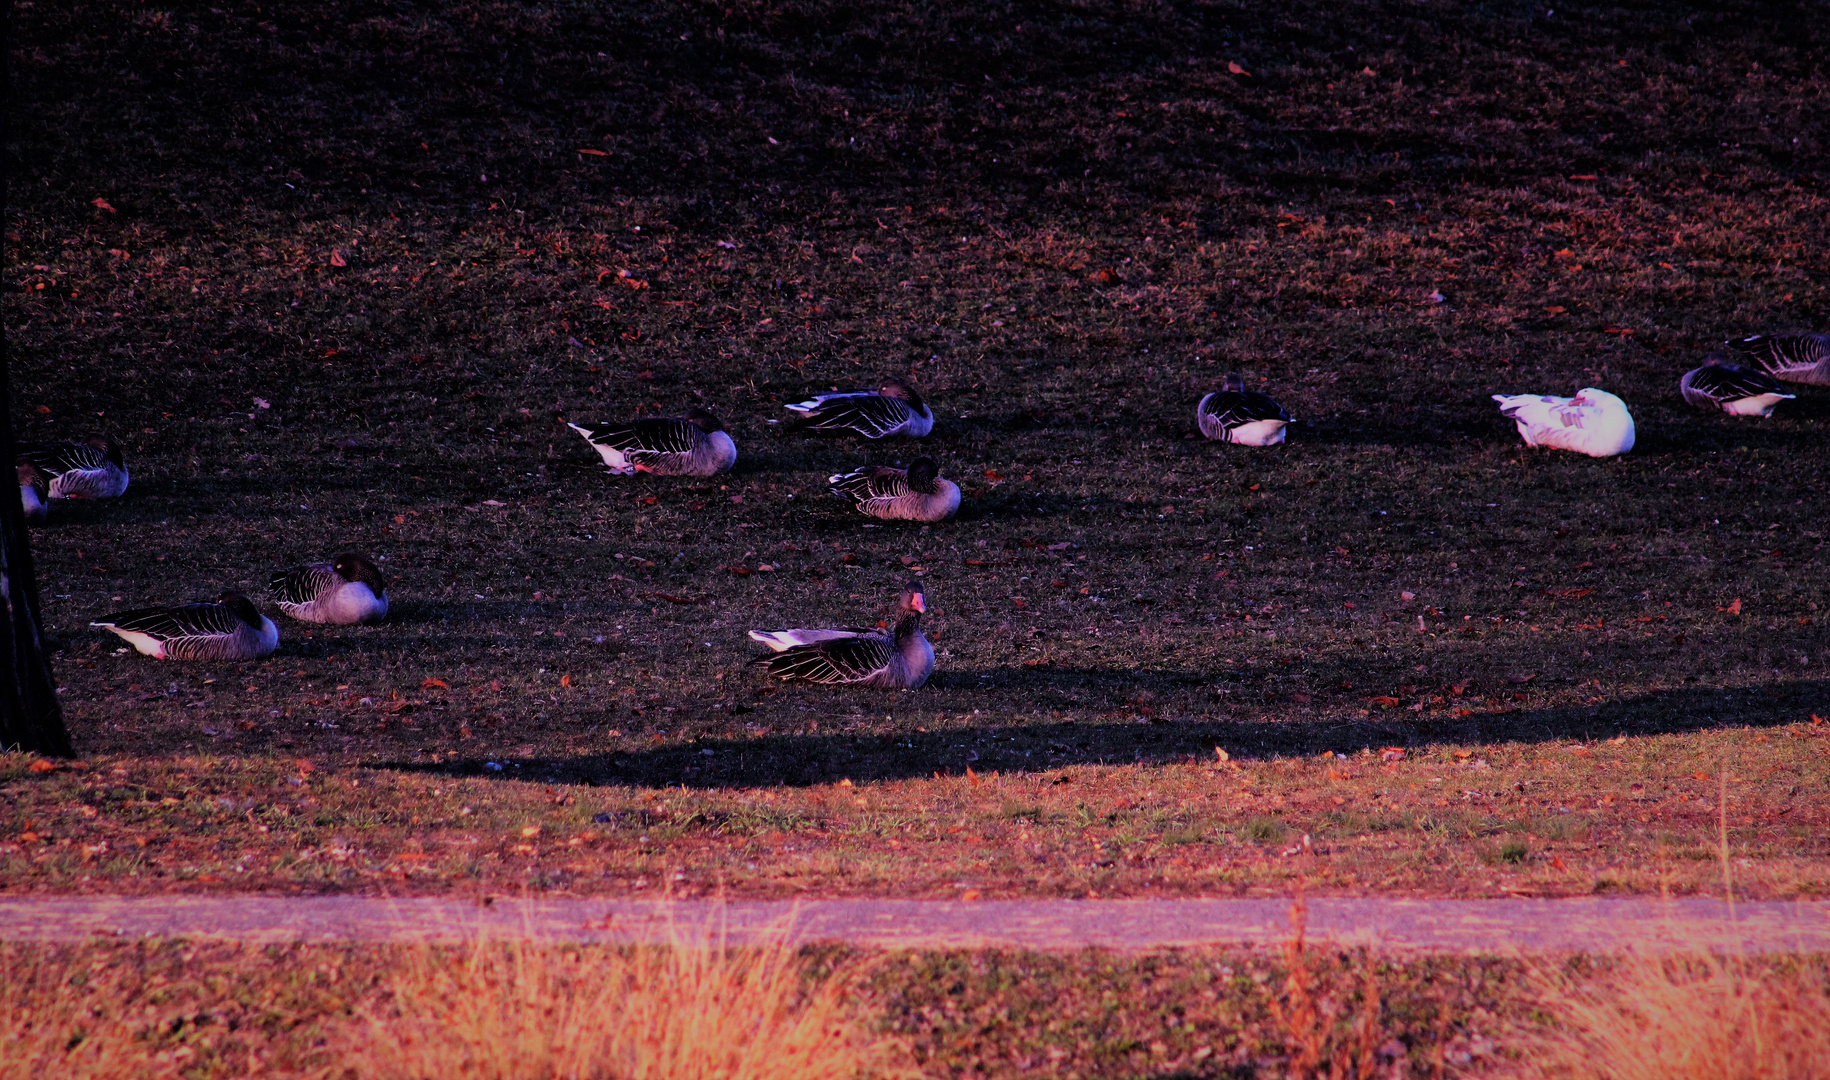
[1728,334,1830,386]
[1680,353,1794,416]
[784,380,934,438]
[270,551,389,624]
[18,463,48,523]
[14,436,129,499]
[828,456,961,522]
[1197,373,1293,446]
[749,581,934,689]
[567,407,736,476]
[1491,388,1635,458]
[93,591,279,661]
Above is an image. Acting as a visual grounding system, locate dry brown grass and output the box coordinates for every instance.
[348,912,910,1080]
[1520,954,1830,1080]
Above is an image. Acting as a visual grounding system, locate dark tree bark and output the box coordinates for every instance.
[0,342,74,757]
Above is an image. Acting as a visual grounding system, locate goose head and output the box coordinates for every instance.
[1221,372,1246,393]
[685,407,727,433]
[880,380,927,412]
[334,551,388,593]
[219,592,266,628]
[906,456,941,492]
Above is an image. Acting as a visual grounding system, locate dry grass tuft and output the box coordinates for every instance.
[352,912,911,1080]
[1523,954,1830,1080]
[1,949,191,1080]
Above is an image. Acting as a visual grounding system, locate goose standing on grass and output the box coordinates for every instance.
[749,580,934,689]
[1197,373,1293,446]
[828,456,961,522]
[1728,333,1830,386]
[1680,353,1794,416]
[567,407,736,476]
[270,552,389,624]
[784,380,934,439]
[14,436,129,499]
[1492,388,1635,458]
[17,464,48,523]
[93,592,279,661]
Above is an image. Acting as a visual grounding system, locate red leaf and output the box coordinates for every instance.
[420,678,449,690]
[91,198,117,213]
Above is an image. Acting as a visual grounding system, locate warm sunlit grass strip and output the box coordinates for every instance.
[351,913,913,1080]
[1522,953,1830,1080]
[1,949,190,1080]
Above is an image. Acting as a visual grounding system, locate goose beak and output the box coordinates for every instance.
[909,592,926,613]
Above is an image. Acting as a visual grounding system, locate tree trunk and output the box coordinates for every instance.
[0,345,74,757]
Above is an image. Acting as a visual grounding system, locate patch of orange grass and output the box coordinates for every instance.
[1,949,192,1080]
[353,909,912,1080]
[1520,953,1830,1080]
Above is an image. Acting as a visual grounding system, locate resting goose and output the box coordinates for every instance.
[1492,388,1635,458]
[784,380,934,439]
[270,552,389,624]
[15,436,129,499]
[828,456,961,522]
[94,592,279,661]
[1728,334,1830,386]
[1197,374,1293,446]
[749,581,934,689]
[567,407,736,476]
[1680,353,1794,416]
[18,463,48,523]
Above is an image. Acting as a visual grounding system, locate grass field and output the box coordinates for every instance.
[4,0,1827,904]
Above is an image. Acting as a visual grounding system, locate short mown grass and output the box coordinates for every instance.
[3,0,1827,901]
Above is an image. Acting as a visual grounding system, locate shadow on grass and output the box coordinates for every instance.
[377,677,1827,790]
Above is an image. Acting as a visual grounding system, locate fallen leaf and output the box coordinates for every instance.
[1567,174,1599,181]
[560,674,573,688]
[575,148,608,156]
[521,826,541,838]
[1370,696,1401,708]
[1380,747,1406,762]
[420,678,449,690]
[1227,61,1251,76]
[838,778,854,787]
[1723,598,1743,615]
[960,889,981,901]
[91,198,117,213]
[27,760,58,774]
[330,249,347,267]
[1693,771,1709,781]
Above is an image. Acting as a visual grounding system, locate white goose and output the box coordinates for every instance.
[270,552,389,624]
[1197,373,1293,446]
[567,407,737,476]
[1729,334,1830,386]
[18,463,48,523]
[15,436,129,499]
[828,456,961,522]
[1492,388,1635,458]
[784,380,934,438]
[749,581,934,689]
[1680,354,1794,416]
[94,592,279,661]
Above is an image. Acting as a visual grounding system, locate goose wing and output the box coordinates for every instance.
[15,442,109,476]
[753,634,893,683]
[747,627,877,651]
[1684,363,1784,402]
[1198,390,1291,429]
[829,466,911,503]
[270,563,340,605]
[787,394,912,437]
[96,602,242,641]
[571,418,701,460]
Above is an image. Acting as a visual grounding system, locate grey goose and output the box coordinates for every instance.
[749,581,934,689]
[1728,334,1830,386]
[14,436,129,499]
[784,380,934,439]
[567,407,737,476]
[94,592,279,661]
[270,552,389,624]
[18,463,48,523]
[828,456,961,522]
[1196,374,1293,446]
[1680,353,1794,416]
